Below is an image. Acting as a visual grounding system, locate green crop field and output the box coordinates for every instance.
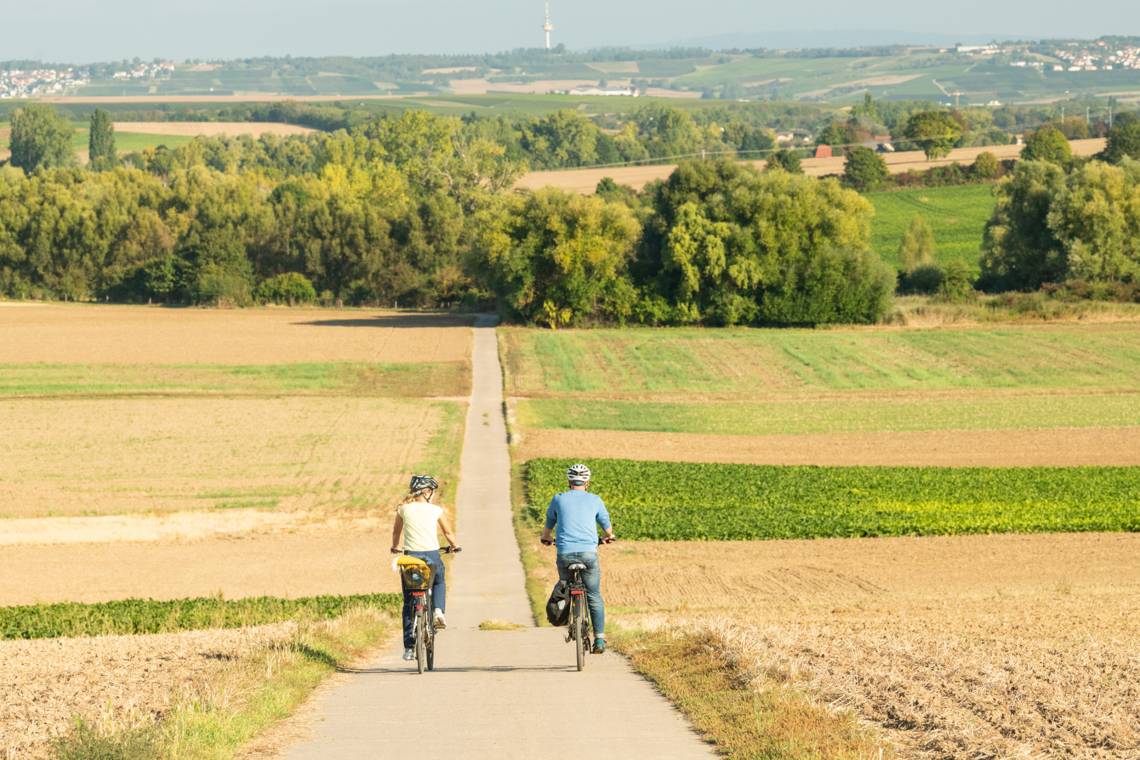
[524,459,1140,540]
[518,392,1140,436]
[868,184,998,270]
[0,593,401,639]
[503,323,1140,399]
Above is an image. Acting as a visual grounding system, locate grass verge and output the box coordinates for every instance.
[613,627,891,759]
[1,594,400,640]
[51,606,393,760]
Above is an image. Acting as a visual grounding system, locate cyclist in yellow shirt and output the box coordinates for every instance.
[390,474,460,661]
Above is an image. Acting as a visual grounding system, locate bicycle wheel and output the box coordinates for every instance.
[574,597,586,671]
[415,611,427,674]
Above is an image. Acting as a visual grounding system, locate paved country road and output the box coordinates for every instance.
[277,317,715,759]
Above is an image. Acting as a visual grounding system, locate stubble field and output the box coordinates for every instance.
[1,304,473,754]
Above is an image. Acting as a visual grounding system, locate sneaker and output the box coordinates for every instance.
[433,609,447,629]
[592,637,606,654]
[402,648,415,661]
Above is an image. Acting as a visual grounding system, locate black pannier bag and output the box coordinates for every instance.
[545,580,570,626]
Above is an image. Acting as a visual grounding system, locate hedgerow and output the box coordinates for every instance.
[524,459,1139,540]
[0,593,401,640]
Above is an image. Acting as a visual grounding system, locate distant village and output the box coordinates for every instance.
[0,61,173,98]
[956,39,1140,72]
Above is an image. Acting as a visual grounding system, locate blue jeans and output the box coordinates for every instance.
[402,550,445,648]
[556,551,605,635]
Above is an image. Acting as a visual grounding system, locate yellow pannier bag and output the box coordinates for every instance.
[396,556,433,590]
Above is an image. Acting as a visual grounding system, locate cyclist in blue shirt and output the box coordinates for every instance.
[541,463,615,654]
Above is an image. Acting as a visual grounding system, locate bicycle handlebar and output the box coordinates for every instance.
[391,546,462,554]
[540,537,616,546]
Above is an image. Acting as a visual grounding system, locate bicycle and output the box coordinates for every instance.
[542,537,614,671]
[394,546,460,674]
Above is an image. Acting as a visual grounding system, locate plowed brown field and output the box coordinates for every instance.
[516,426,1140,467]
[0,305,473,365]
[526,533,1140,758]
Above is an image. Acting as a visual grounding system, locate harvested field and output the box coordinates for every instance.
[0,528,404,605]
[112,121,315,137]
[0,623,295,759]
[0,304,473,365]
[516,426,1140,467]
[0,397,462,518]
[528,533,1140,758]
[516,138,1107,194]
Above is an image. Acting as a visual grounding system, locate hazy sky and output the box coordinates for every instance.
[6,0,1139,61]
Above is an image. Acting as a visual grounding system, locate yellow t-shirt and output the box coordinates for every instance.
[399,501,443,551]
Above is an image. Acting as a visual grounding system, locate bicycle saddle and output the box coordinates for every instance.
[567,563,587,571]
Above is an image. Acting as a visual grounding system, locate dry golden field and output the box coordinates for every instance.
[112,121,315,137]
[524,533,1140,758]
[0,396,451,518]
[0,624,295,759]
[0,304,473,365]
[0,303,471,603]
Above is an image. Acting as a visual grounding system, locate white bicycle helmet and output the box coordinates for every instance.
[566,463,591,486]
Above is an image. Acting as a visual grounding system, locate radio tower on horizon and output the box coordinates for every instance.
[543,2,554,50]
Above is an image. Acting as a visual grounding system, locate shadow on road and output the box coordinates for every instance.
[293,313,477,329]
[338,664,575,674]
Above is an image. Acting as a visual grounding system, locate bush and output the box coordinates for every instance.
[765,149,802,174]
[1021,125,1072,165]
[898,216,935,272]
[972,151,1001,180]
[255,272,318,305]
[938,259,976,302]
[900,262,945,294]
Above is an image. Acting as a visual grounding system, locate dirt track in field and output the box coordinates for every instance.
[0,305,473,365]
[531,533,1140,759]
[0,624,295,759]
[517,425,1140,466]
[113,121,315,137]
[517,138,1108,194]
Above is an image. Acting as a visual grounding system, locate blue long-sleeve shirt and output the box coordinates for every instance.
[545,490,611,555]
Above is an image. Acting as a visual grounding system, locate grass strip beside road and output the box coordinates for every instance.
[1,594,400,639]
[524,459,1140,540]
[0,361,469,398]
[518,392,1140,435]
[51,607,394,760]
[615,628,891,760]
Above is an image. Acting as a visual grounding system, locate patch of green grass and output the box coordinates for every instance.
[504,324,1140,398]
[868,184,998,270]
[524,459,1140,540]
[518,392,1140,435]
[0,361,469,398]
[0,593,400,640]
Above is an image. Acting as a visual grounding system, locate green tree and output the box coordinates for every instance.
[938,259,976,302]
[9,105,76,171]
[1021,124,1071,165]
[1046,159,1140,283]
[1103,113,1140,164]
[843,146,889,191]
[521,110,601,169]
[898,216,935,272]
[765,149,802,174]
[904,111,963,160]
[473,188,641,325]
[88,109,117,171]
[981,160,1068,290]
[972,151,1001,180]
